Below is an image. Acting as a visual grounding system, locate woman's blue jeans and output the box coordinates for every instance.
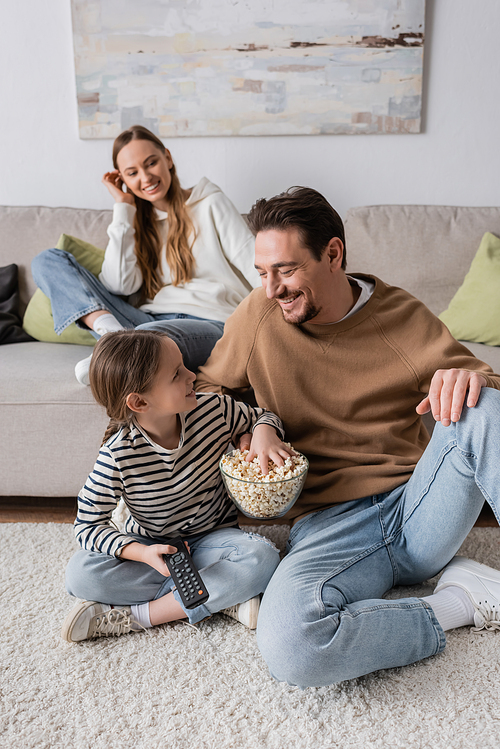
[65,527,280,625]
[31,248,224,371]
[256,387,500,687]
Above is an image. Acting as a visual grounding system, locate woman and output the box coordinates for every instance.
[31,125,259,384]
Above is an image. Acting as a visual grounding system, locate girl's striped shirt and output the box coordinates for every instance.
[74,393,284,557]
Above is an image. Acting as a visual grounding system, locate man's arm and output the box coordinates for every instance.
[195,290,262,395]
[407,302,500,425]
[383,285,500,426]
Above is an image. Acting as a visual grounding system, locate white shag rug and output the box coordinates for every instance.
[1,523,500,749]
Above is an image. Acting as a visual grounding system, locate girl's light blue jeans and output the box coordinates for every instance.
[65,527,280,624]
[31,248,224,371]
[256,387,500,687]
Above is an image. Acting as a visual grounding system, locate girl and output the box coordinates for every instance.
[62,329,292,642]
[31,125,259,385]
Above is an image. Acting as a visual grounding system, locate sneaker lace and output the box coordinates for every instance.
[89,608,142,638]
[222,605,238,619]
[471,602,500,633]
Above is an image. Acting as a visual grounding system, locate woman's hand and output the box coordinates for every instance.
[102,170,135,205]
[245,424,296,475]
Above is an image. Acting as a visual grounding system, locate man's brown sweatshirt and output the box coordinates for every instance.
[196,275,500,522]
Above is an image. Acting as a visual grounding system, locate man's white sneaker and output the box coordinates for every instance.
[221,596,260,629]
[74,353,92,386]
[62,600,143,642]
[435,556,500,632]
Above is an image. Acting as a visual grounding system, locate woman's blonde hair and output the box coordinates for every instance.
[112,125,195,301]
[89,329,169,445]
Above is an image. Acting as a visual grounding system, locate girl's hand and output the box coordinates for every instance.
[141,544,179,576]
[238,432,252,451]
[102,171,135,205]
[120,541,189,577]
[245,424,296,475]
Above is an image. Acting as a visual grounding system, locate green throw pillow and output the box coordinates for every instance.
[439,232,500,346]
[23,235,105,345]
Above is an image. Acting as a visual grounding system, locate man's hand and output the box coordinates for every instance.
[416,369,487,426]
[245,424,296,475]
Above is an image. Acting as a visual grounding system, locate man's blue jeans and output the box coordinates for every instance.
[31,248,224,371]
[256,387,500,687]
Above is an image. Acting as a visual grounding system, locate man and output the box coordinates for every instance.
[196,186,500,687]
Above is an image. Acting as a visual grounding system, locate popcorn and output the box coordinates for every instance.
[220,445,308,518]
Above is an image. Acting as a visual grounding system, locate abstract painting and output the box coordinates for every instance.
[71,0,425,138]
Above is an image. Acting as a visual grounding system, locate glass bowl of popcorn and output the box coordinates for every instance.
[219,447,309,520]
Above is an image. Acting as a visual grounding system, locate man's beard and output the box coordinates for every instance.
[279,293,322,325]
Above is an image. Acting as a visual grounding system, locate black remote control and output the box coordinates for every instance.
[163,537,209,609]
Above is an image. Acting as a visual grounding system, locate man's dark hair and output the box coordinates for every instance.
[247,186,346,268]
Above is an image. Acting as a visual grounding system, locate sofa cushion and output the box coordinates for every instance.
[438,232,500,346]
[456,340,500,376]
[0,264,35,344]
[22,234,105,346]
[345,205,500,315]
[0,341,108,495]
[0,205,112,312]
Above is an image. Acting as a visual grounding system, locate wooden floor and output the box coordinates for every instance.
[0,497,78,523]
[0,496,498,527]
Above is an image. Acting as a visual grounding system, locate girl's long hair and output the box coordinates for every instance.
[112,125,195,302]
[89,329,168,445]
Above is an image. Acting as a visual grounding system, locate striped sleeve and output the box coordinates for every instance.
[74,444,132,557]
[219,395,285,441]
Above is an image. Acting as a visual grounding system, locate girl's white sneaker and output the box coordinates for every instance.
[62,600,142,642]
[221,596,260,629]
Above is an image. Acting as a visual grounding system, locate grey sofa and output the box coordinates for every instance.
[1,204,499,498]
